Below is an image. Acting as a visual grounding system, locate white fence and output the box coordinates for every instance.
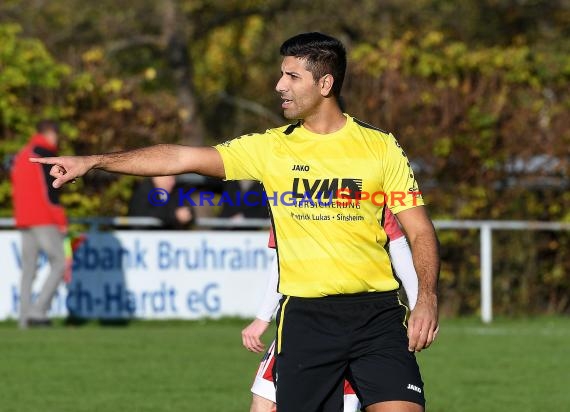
[1,218,569,322]
[433,220,570,323]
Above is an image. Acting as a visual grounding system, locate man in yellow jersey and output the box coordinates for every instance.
[32,32,439,412]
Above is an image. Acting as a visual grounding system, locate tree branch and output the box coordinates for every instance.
[106,35,164,55]
[218,91,283,126]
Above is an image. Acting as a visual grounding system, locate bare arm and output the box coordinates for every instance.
[30,144,225,188]
[395,205,440,352]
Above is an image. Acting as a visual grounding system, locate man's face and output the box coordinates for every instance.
[275,56,323,120]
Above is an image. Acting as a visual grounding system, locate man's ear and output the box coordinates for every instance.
[320,74,334,97]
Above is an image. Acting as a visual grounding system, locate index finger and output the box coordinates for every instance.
[29,157,55,164]
[407,318,420,351]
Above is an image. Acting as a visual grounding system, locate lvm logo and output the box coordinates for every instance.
[291,177,363,199]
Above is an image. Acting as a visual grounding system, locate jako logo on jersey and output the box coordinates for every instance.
[291,178,363,199]
[291,164,310,171]
[406,384,422,393]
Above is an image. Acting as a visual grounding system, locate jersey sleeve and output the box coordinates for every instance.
[383,208,404,241]
[256,253,282,321]
[382,134,424,214]
[214,131,272,181]
[388,236,418,309]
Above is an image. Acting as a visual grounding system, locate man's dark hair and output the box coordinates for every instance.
[35,119,59,134]
[280,32,347,98]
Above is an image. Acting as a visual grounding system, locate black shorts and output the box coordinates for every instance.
[274,291,425,412]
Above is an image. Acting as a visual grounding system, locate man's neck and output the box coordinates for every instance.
[302,106,346,134]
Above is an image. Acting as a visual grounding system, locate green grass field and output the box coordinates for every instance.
[0,317,568,411]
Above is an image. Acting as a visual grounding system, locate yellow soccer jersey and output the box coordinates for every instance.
[215,114,423,297]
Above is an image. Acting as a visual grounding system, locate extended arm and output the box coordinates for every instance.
[31,144,225,188]
[394,206,440,352]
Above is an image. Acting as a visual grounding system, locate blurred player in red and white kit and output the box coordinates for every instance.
[242,208,419,412]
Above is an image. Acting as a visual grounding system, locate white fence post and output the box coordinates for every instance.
[480,223,493,323]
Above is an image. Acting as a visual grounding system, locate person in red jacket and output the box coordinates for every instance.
[11,120,67,329]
